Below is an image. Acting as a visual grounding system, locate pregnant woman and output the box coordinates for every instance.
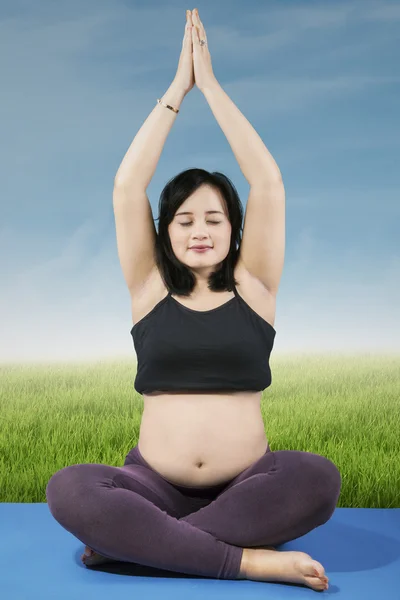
[46,9,341,592]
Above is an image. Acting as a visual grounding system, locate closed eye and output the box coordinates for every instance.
[180,221,221,226]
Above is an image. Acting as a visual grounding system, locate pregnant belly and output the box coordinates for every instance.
[138,391,269,487]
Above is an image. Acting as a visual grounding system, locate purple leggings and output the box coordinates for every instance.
[46,443,341,580]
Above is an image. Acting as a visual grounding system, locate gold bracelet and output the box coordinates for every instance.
[157,98,180,114]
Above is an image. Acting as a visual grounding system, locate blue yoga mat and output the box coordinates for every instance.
[1,504,399,598]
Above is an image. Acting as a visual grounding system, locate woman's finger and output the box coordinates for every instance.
[193,9,207,45]
[183,11,192,45]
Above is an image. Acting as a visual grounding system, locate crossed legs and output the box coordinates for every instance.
[46,445,341,580]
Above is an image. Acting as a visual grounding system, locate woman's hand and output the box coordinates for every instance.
[173,9,217,96]
[191,8,217,92]
[174,10,195,96]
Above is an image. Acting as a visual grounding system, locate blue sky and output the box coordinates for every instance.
[1,0,399,364]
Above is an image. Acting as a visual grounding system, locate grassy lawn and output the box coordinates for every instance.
[1,353,399,506]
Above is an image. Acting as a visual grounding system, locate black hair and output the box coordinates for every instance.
[154,168,244,297]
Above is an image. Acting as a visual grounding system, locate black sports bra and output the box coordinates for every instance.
[131,283,276,395]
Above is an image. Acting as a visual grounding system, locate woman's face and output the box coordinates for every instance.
[168,185,232,286]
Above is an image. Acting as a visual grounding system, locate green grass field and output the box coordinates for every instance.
[1,353,399,506]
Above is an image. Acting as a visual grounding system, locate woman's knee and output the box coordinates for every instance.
[46,464,93,521]
[306,453,342,510]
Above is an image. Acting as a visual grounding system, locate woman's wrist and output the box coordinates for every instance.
[162,81,187,110]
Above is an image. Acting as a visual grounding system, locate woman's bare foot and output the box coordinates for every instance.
[81,545,120,567]
[241,548,329,591]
